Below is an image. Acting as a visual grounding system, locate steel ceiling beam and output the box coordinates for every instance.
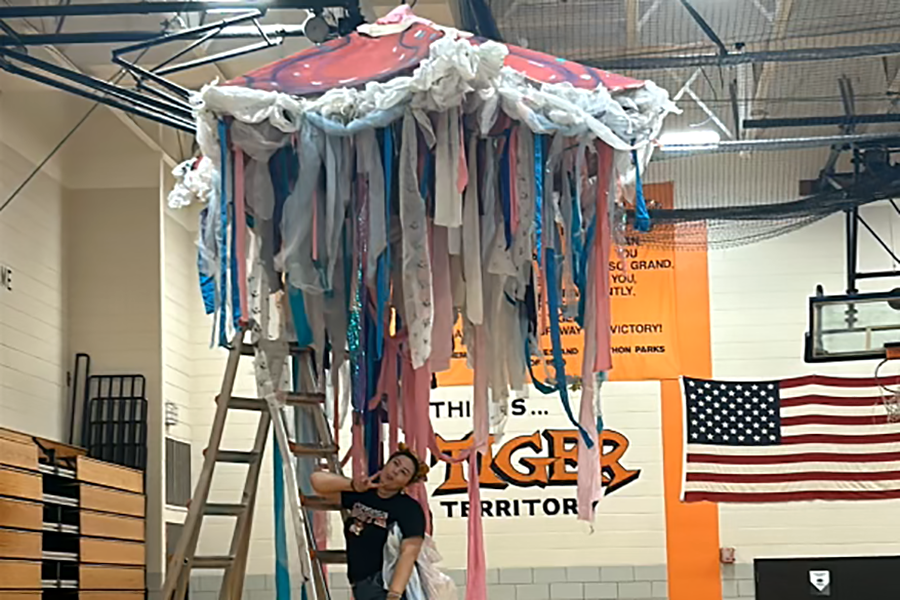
[654,132,900,159]
[0,27,306,46]
[744,113,900,129]
[2,18,180,167]
[677,0,727,55]
[0,0,352,19]
[591,42,900,70]
[747,0,794,140]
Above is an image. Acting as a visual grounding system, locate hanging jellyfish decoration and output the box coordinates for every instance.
[169,4,676,598]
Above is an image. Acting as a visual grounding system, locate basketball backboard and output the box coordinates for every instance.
[805,290,900,363]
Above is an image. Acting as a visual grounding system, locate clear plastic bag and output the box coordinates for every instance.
[382,524,458,600]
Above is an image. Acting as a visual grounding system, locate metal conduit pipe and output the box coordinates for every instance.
[653,133,900,160]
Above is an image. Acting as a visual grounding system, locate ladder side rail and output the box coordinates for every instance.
[162,332,246,599]
[218,409,272,600]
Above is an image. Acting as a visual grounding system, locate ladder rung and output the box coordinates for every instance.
[204,503,248,516]
[223,396,267,411]
[281,391,326,406]
[312,550,347,564]
[289,441,338,457]
[301,495,341,511]
[192,555,235,569]
[216,450,260,464]
[223,394,326,411]
[240,343,313,357]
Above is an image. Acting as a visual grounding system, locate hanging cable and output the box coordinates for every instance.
[0,46,151,216]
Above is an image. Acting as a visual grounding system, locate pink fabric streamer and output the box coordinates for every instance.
[232,149,249,326]
[369,338,401,455]
[429,225,454,372]
[593,143,613,373]
[464,327,489,600]
[577,247,603,522]
[508,127,519,234]
[371,327,489,598]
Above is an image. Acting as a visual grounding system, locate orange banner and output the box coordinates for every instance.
[438,182,688,385]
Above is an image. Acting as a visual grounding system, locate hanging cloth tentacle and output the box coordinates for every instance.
[217,119,231,347]
[631,148,651,233]
[545,247,594,448]
[534,134,545,265]
[233,148,249,328]
[594,144,614,373]
[376,127,394,359]
[499,129,513,249]
[576,240,603,523]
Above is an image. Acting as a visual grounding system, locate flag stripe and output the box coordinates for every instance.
[781,423,900,436]
[688,461,900,474]
[687,451,900,465]
[684,479,900,493]
[780,394,887,408]
[684,490,900,503]
[686,470,900,483]
[780,375,900,389]
[782,432,900,445]
[688,441,900,455]
[781,414,899,426]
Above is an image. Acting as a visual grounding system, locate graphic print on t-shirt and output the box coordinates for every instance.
[348,502,389,536]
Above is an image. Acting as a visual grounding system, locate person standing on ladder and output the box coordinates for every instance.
[311,444,430,600]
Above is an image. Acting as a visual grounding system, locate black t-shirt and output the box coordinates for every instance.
[340,489,426,583]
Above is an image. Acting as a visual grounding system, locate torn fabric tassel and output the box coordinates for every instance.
[631,148,651,232]
[434,109,463,228]
[462,134,484,325]
[577,247,603,523]
[594,144,614,373]
[399,112,434,369]
[466,326,490,600]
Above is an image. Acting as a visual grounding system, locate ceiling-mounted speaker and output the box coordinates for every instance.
[304,14,330,44]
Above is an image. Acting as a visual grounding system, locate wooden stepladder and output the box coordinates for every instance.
[162,330,348,600]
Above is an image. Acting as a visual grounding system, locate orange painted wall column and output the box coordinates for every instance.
[661,241,722,600]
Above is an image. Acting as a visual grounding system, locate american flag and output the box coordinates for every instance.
[682,375,900,503]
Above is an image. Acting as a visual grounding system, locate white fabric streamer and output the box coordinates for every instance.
[399,112,434,368]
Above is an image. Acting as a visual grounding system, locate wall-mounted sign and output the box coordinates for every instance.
[809,570,831,596]
[428,428,640,518]
[0,264,12,292]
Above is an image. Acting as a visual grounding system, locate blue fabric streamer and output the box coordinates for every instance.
[499,130,513,249]
[217,120,230,347]
[534,134,545,265]
[420,145,433,200]
[270,145,298,254]
[576,219,595,328]
[273,434,290,600]
[197,207,216,315]
[545,248,594,447]
[376,127,393,360]
[632,149,651,232]
[365,314,382,475]
[524,336,557,396]
[569,173,585,291]
[288,286,314,348]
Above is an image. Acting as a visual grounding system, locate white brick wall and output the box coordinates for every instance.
[711,208,900,562]
[163,211,200,445]
[0,131,67,439]
[65,185,167,583]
